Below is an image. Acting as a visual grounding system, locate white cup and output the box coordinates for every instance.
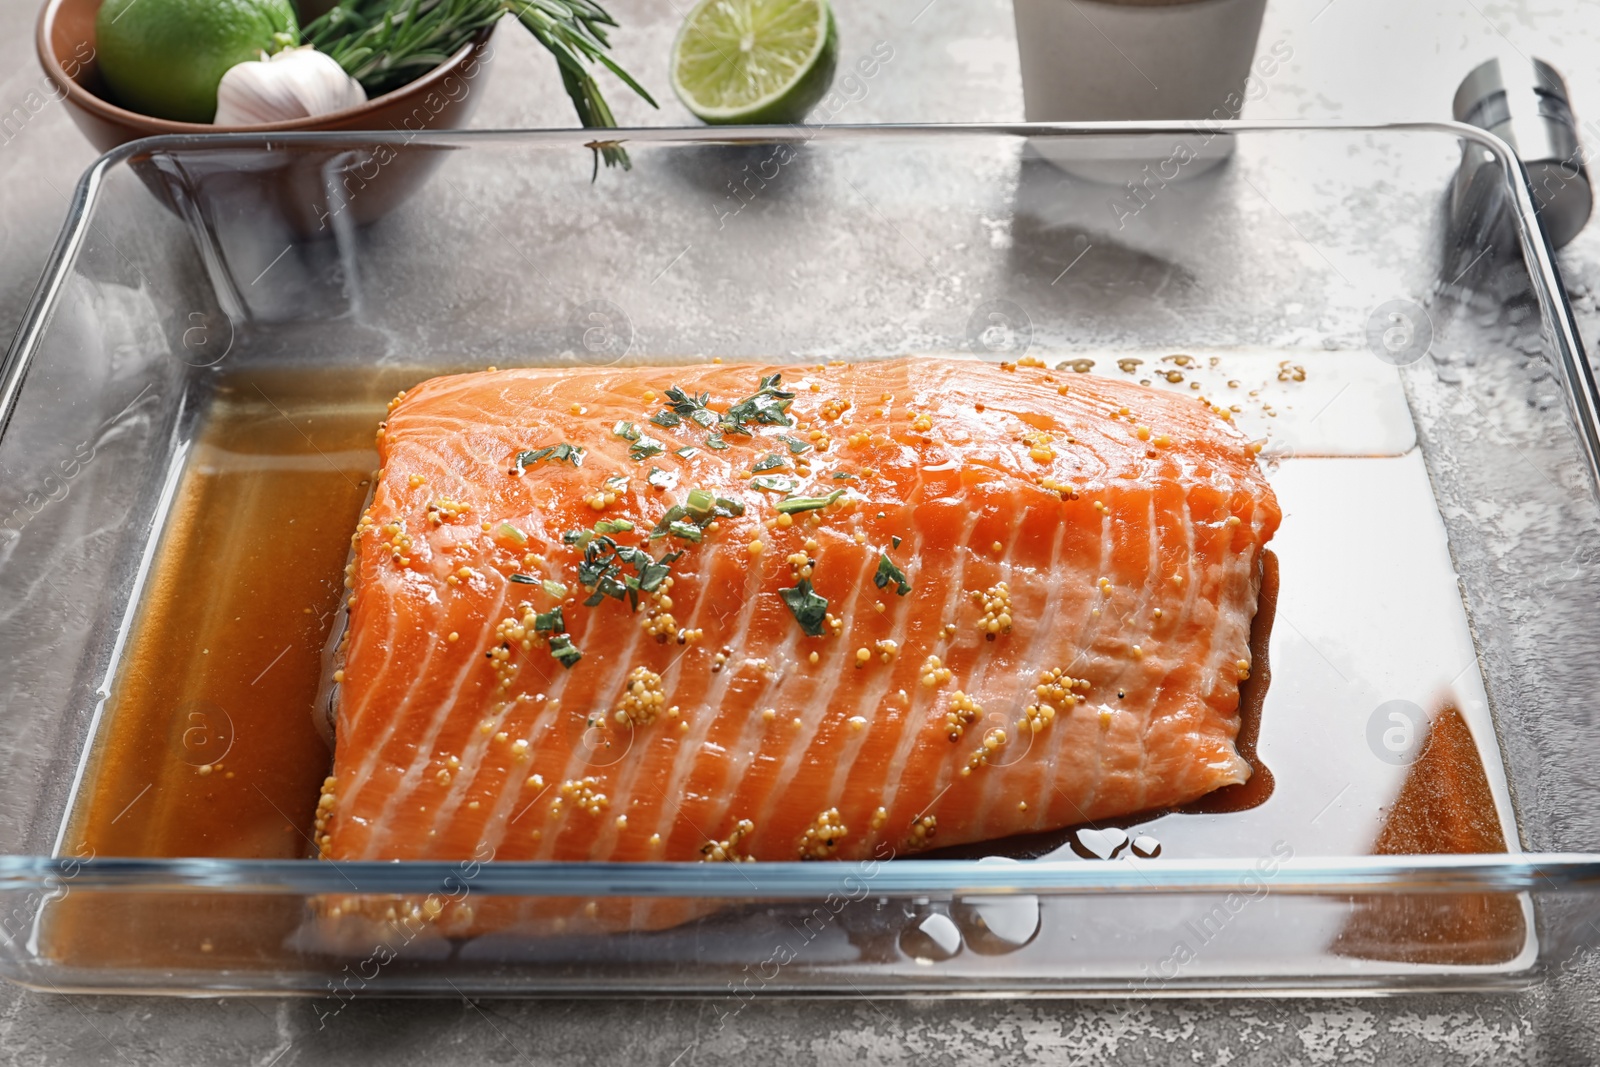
[1013,0,1272,178]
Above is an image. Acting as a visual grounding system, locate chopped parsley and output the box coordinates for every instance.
[668,521,704,542]
[673,446,699,459]
[629,435,666,462]
[650,409,682,428]
[662,386,720,429]
[775,488,845,514]
[751,452,787,473]
[874,554,911,596]
[613,421,641,442]
[749,474,798,494]
[721,374,795,432]
[891,535,902,549]
[577,536,681,610]
[647,467,676,489]
[508,574,540,585]
[515,442,584,469]
[705,435,730,451]
[779,579,829,636]
[651,504,689,539]
[780,435,812,455]
[533,606,565,633]
[714,495,746,517]
[831,472,857,481]
[548,634,582,668]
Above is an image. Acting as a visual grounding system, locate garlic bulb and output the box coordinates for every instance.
[214,47,366,126]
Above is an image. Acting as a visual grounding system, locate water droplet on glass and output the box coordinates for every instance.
[953,856,1040,954]
[898,910,962,962]
[1071,826,1129,860]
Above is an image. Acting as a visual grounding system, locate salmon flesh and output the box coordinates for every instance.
[318,358,1281,867]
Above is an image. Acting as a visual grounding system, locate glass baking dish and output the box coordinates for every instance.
[4,121,1600,998]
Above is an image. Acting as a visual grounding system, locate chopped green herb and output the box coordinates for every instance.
[722,373,796,431]
[603,475,629,492]
[650,409,683,428]
[509,573,540,585]
[831,471,858,481]
[564,517,635,551]
[629,435,666,462]
[548,634,582,668]
[613,421,641,442]
[668,521,704,543]
[892,535,902,550]
[775,488,845,515]
[533,606,565,633]
[750,474,799,494]
[516,442,584,469]
[714,495,746,517]
[649,504,688,540]
[779,578,829,636]
[705,435,730,451]
[874,553,911,596]
[673,446,699,459]
[543,579,569,600]
[751,452,787,473]
[662,386,719,429]
[495,522,528,546]
[647,467,675,489]
[780,435,812,454]
[685,488,717,521]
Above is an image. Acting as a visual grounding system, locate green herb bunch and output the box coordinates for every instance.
[302,0,655,167]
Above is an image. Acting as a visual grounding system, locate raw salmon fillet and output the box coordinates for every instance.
[318,358,1280,875]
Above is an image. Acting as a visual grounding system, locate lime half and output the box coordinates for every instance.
[671,0,838,125]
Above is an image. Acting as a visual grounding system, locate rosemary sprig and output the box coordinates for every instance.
[303,0,655,169]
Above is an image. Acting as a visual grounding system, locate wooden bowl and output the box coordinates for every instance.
[37,0,495,152]
[38,0,495,233]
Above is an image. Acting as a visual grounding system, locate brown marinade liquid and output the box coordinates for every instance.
[47,373,382,971]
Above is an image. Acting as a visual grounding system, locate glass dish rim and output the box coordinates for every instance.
[4,119,1599,899]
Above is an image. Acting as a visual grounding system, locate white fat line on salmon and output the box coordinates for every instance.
[630,539,769,864]
[744,527,888,855]
[1078,492,1166,815]
[973,502,1070,831]
[337,446,468,804]
[374,534,525,855]
[816,515,928,834]
[680,543,822,858]
[581,538,732,862]
[957,504,1038,827]
[538,546,668,854]
[635,775,762,893]
[444,506,612,860]
[1052,493,1120,816]
[873,506,986,824]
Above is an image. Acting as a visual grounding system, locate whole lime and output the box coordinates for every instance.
[95,0,298,123]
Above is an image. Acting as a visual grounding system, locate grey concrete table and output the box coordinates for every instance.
[4,0,1600,1062]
